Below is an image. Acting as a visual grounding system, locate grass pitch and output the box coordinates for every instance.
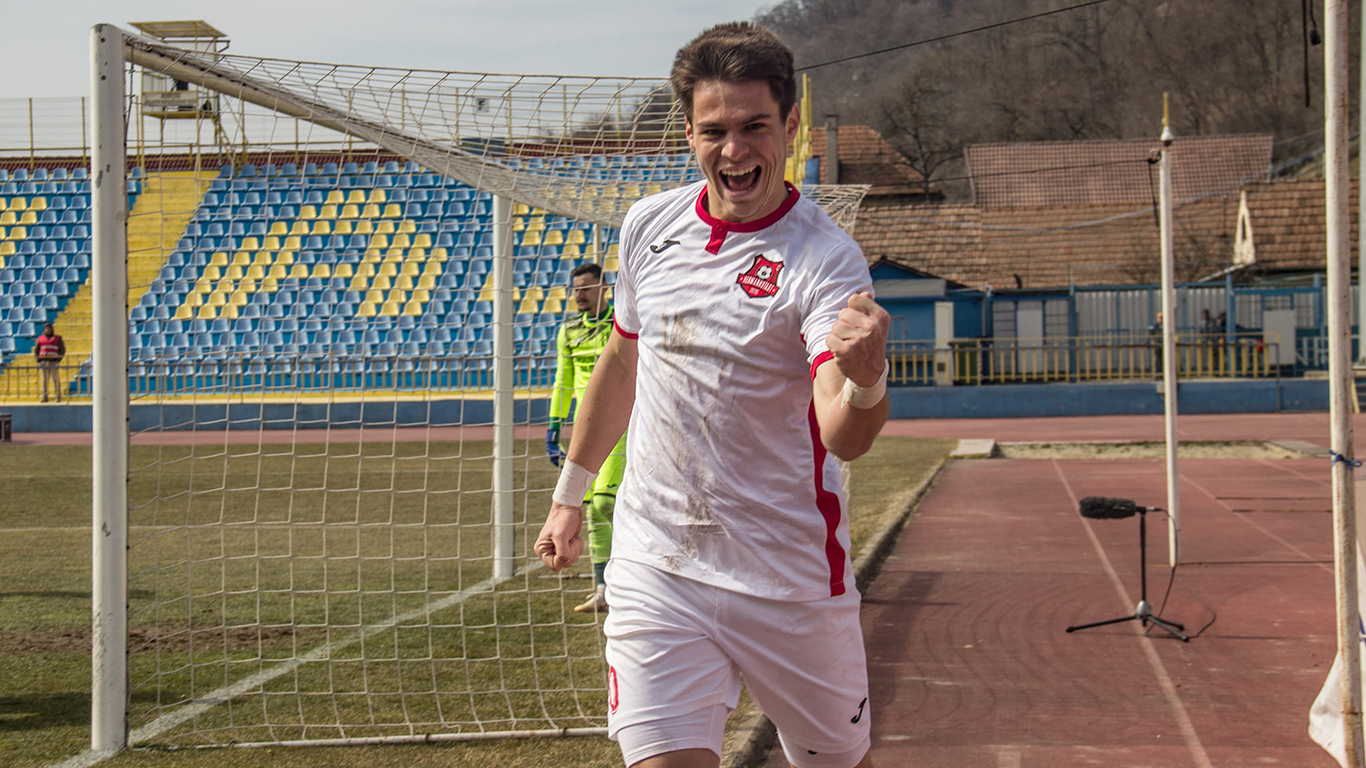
[0,434,951,768]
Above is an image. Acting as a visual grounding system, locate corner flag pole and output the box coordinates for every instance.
[1158,93,1180,567]
[1327,0,1364,762]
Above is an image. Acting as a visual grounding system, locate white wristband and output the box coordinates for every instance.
[553,459,598,507]
[841,360,889,409]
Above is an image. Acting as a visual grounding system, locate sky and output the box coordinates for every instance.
[1,0,775,100]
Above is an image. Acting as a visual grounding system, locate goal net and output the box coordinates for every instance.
[90,24,870,752]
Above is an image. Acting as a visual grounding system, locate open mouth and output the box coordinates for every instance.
[720,166,760,193]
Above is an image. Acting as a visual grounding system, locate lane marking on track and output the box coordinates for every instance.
[1052,460,1214,768]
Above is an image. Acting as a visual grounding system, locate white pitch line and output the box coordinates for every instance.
[1052,461,1214,768]
[43,563,542,768]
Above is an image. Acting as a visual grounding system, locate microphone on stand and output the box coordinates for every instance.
[1078,496,1163,520]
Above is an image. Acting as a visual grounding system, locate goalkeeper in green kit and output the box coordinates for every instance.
[546,262,625,613]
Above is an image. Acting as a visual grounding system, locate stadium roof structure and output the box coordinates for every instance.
[965,134,1273,209]
[809,125,929,200]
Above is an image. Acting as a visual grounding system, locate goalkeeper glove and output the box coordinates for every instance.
[546,426,563,467]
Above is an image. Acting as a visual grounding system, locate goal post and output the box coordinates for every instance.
[85,21,870,756]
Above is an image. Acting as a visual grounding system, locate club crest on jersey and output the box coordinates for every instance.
[737,254,784,298]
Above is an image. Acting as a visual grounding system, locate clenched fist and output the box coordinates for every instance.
[825,292,890,386]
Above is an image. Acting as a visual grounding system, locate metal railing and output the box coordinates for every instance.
[888,333,1278,387]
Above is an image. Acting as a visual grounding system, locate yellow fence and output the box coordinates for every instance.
[889,334,1277,387]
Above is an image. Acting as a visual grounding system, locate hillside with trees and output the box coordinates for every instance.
[756,0,1358,200]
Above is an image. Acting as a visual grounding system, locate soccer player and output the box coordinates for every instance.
[547,262,627,613]
[535,21,889,768]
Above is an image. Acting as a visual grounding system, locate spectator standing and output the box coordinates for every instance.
[34,323,66,403]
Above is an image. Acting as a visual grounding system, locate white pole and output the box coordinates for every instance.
[90,23,129,754]
[1359,0,1366,365]
[1327,1,1364,762]
[1158,94,1180,568]
[491,194,515,582]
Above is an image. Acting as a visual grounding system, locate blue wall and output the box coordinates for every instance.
[0,379,1328,433]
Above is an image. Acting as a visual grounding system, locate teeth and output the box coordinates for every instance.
[721,167,758,176]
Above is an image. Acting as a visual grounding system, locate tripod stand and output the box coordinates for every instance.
[1066,507,1188,642]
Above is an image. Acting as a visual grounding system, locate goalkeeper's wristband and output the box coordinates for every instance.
[552,459,598,507]
[841,360,889,410]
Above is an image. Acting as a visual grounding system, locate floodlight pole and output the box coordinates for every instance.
[491,194,515,582]
[90,23,130,754]
[1158,95,1180,568]
[1327,1,1365,763]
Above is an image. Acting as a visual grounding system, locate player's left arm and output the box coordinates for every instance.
[812,292,891,461]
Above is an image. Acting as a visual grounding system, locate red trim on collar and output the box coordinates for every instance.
[695,182,801,254]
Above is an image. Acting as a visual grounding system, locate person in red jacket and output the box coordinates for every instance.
[34,323,66,402]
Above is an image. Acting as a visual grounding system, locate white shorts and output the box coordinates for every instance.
[603,558,871,768]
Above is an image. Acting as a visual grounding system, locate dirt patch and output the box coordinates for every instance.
[995,440,1306,460]
[0,624,325,655]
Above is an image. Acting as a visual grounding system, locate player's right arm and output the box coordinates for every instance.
[535,329,637,571]
[546,325,573,466]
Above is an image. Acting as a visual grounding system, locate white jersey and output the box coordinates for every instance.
[612,180,873,601]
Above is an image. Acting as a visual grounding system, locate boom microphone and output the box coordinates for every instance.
[1078,496,1161,519]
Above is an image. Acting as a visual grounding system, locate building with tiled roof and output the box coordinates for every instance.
[809,125,933,203]
[965,134,1273,208]
[1232,179,1359,273]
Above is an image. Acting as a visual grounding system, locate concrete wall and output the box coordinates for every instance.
[0,379,1329,434]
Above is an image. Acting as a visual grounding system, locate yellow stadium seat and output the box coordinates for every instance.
[385,247,406,259]
[353,220,374,235]
[253,250,272,265]
[403,299,424,316]
[0,242,12,257]
[197,304,217,319]
[431,247,448,261]
[209,251,228,267]
[417,274,437,290]
[512,217,526,233]
[369,189,387,204]
[513,202,530,216]
[362,204,383,219]
[19,211,36,226]
[372,274,392,291]
[378,262,398,277]
[546,285,567,301]
[395,274,415,291]
[311,220,332,235]
[174,304,193,320]
[284,236,302,250]
[356,262,377,278]
[526,217,545,231]
[313,263,332,279]
[375,220,396,235]
[184,291,205,307]
[364,289,385,305]
[230,291,250,307]
[8,198,26,211]
[521,230,542,247]
[276,251,295,265]
[208,292,228,307]
[369,234,389,250]
[397,220,416,234]
[334,262,354,279]
[290,221,309,235]
[0,212,14,226]
[346,190,366,205]
[226,265,245,281]
[400,261,420,276]
[320,204,339,219]
[260,277,279,293]
[334,220,354,235]
[391,234,411,249]
[268,221,287,236]
[240,237,260,251]
[300,205,319,220]
[543,230,565,246]
[326,190,345,205]
[477,275,496,303]
[567,229,586,245]
[647,183,664,195]
[232,251,251,266]
[604,255,619,272]
[290,263,309,279]
[357,302,377,318]
[350,274,371,291]
[246,265,265,280]
[409,247,427,259]
[262,237,281,250]
[268,264,288,279]
[380,301,401,317]
[382,203,402,218]
[6,226,25,240]
[517,296,539,315]
[362,249,383,263]
[29,197,46,212]
[541,297,563,314]
[561,243,581,257]
[339,204,360,220]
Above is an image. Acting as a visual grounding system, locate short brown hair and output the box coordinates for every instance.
[670,22,796,122]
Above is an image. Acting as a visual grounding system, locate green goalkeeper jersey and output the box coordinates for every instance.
[549,306,615,428]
